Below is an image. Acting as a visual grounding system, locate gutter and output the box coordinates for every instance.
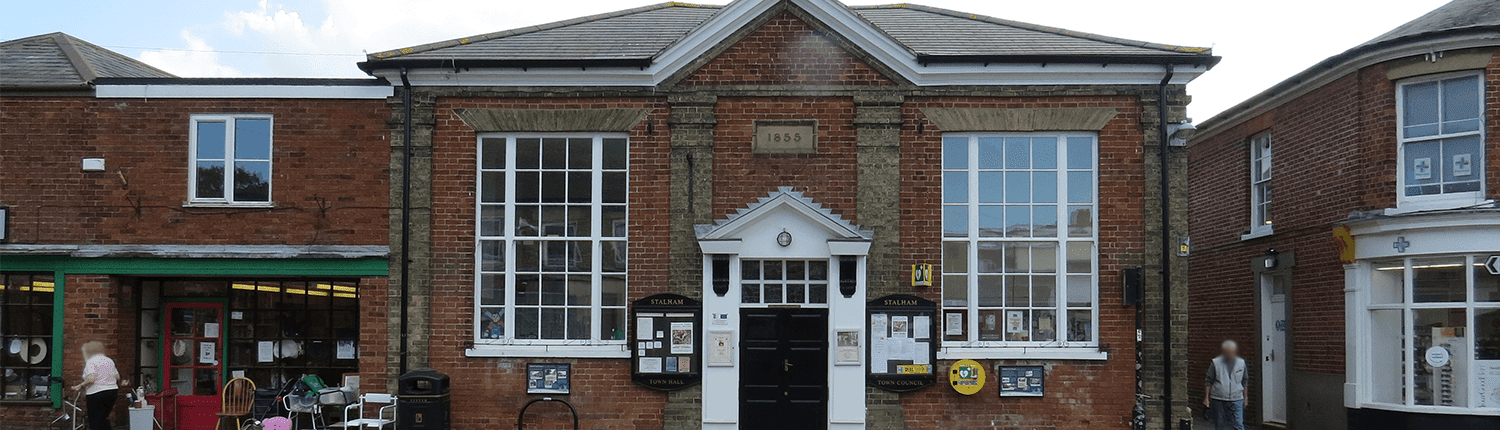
[359,58,654,73]
[917,54,1221,68]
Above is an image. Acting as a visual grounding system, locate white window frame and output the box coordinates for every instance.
[1244,132,1274,240]
[938,133,1104,361]
[187,114,275,207]
[469,134,630,358]
[1359,255,1500,415]
[1393,71,1489,213]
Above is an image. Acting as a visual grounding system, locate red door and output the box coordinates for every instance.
[164,303,225,430]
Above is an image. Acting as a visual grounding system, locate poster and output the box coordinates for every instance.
[870,314,890,373]
[999,366,1045,397]
[891,316,910,338]
[640,357,663,373]
[204,323,219,339]
[665,357,679,373]
[1477,360,1500,408]
[257,341,275,363]
[709,331,734,366]
[670,322,694,354]
[1006,311,1026,333]
[526,363,571,394]
[199,341,216,364]
[913,316,930,340]
[336,340,356,360]
[679,357,691,372]
[945,313,963,336]
[836,330,861,365]
[637,317,654,340]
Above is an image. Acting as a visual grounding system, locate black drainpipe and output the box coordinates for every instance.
[1157,64,1178,430]
[399,68,413,376]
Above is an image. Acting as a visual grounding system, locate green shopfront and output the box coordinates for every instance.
[0,249,387,430]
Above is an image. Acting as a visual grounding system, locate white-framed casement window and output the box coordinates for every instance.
[473,135,629,357]
[1396,72,1486,210]
[940,133,1101,360]
[1245,133,1274,239]
[188,114,273,206]
[1364,255,1500,412]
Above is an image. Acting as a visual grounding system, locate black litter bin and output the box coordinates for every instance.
[398,368,451,430]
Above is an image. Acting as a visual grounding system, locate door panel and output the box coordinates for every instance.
[740,308,828,429]
[165,303,225,430]
[1261,274,1288,424]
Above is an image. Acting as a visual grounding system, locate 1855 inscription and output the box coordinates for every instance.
[753,120,818,154]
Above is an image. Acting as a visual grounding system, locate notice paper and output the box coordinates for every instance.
[945,313,963,336]
[204,323,219,339]
[257,341,274,363]
[913,316,930,339]
[914,342,930,365]
[640,357,663,373]
[336,340,356,360]
[637,317,654,340]
[199,342,216,364]
[891,316,909,339]
[670,322,694,354]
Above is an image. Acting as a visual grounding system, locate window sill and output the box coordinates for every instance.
[1385,199,1495,216]
[1357,402,1500,416]
[182,201,276,209]
[0,399,52,406]
[1241,227,1275,241]
[938,347,1107,361]
[466,344,629,359]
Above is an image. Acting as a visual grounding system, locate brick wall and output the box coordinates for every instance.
[0,96,391,246]
[711,96,860,218]
[1186,50,1500,424]
[423,96,672,429]
[678,11,894,87]
[896,97,1149,429]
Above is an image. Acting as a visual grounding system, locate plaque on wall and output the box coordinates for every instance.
[997,366,1045,397]
[630,294,702,391]
[752,120,818,154]
[866,294,938,392]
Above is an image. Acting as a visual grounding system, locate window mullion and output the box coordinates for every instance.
[591,135,604,343]
[224,118,236,203]
[504,137,517,343]
[968,136,981,343]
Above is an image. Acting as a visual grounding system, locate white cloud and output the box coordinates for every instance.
[137,30,246,77]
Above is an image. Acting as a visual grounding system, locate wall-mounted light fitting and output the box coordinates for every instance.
[1264,248,1280,269]
[1166,120,1197,147]
[839,256,857,298]
[777,229,792,247]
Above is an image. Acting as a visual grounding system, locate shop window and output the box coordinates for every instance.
[1397,73,1485,209]
[475,135,628,351]
[1363,256,1500,411]
[189,115,273,205]
[1246,133,1273,238]
[133,279,359,394]
[0,273,55,402]
[941,134,1097,351]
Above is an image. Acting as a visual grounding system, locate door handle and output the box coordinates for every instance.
[1266,350,1273,362]
[784,359,794,371]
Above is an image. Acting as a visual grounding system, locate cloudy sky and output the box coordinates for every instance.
[3,0,1451,119]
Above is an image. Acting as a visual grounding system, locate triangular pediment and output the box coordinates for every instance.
[697,187,871,242]
[672,8,899,86]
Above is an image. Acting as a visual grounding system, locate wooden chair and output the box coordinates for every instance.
[215,378,256,430]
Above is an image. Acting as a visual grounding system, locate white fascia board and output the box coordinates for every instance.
[97,84,393,99]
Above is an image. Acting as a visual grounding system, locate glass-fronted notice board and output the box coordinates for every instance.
[867,294,938,392]
[630,294,701,391]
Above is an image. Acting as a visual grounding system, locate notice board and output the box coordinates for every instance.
[866,294,938,392]
[630,294,701,391]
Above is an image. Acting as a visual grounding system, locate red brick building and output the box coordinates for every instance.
[0,33,392,429]
[1187,1,1500,429]
[359,0,1216,429]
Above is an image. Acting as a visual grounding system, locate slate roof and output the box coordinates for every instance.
[1,32,174,89]
[1363,0,1500,47]
[362,1,1214,68]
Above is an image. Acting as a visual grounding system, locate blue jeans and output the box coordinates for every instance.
[1209,399,1245,430]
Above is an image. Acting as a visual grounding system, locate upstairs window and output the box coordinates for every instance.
[1398,73,1484,207]
[189,115,273,205]
[941,134,1098,352]
[475,135,629,351]
[1247,133,1273,237]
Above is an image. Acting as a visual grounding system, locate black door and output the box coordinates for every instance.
[740,308,828,429]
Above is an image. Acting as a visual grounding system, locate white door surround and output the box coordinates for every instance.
[1261,273,1288,425]
[697,187,873,430]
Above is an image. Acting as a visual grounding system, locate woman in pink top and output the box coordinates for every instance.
[70,341,123,430]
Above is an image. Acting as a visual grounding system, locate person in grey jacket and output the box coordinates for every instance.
[1204,340,1247,430]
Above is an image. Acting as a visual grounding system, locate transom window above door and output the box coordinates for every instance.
[474,135,629,356]
[741,260,830,306]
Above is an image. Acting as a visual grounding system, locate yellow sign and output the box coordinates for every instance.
[1333,226,1356,264]
[948,359,986,395]
[911,264,933,287]
[897,364,931,374]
